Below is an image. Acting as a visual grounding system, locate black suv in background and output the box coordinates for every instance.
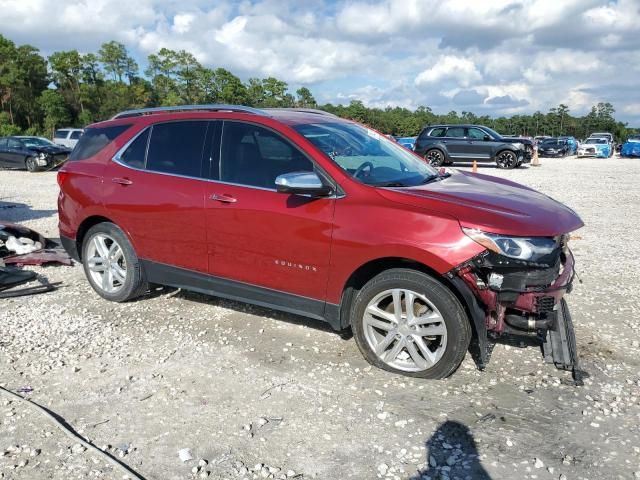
[413,124,533,169]
[537,137,570,157]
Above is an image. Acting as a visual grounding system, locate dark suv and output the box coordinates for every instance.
[413,124,533,168]
[58,105,583,379]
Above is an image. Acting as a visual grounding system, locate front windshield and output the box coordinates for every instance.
[585,138,606,144]
[541,139,561,146]
[293,121,438,187]
[20,137,55,148]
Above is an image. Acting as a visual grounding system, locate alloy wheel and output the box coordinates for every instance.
[425,150,444,166]
[497,151,517,168]
[86,233,127,293]
[362,288,448,372]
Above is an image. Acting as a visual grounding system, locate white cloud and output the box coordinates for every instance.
[415,56,482,88]
[0,0,638,123]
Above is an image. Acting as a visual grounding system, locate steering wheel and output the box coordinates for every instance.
[353,161,374,179]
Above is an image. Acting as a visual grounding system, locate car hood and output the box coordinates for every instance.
[376,170,584,237]
[29,145,71,154]
[499,137,532,145]
[580,143,608,151]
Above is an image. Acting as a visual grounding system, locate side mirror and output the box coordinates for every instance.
[275,172,333,197]
[483,135,491,141]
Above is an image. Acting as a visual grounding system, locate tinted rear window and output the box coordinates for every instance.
[69,125,130,161]
[119,129,150,169]
[70,130,83,139]
[54,130,68,139]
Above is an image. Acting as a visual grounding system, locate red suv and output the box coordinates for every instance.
[58,105,584,379]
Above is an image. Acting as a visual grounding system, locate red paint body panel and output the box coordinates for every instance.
[58,109,584,317]
[101,162,208,273]
[203,183,334,299]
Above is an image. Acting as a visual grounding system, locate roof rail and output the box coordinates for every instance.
[264,108,338,118]
[110,104,267,120]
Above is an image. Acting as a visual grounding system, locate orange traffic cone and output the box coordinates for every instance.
[472,160,478,173]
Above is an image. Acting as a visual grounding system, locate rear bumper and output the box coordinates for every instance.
[60,234,80,261]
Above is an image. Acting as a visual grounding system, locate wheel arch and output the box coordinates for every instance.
[336,256,475,332]
[424,146,448,162]
[74,215,117,260]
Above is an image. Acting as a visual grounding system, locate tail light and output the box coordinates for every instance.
[57,170,69,187]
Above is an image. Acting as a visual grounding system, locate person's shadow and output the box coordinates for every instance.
[410,420,491,480]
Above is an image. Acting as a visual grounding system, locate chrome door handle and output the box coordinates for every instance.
[112,177,133,185]
[210,193,237,203]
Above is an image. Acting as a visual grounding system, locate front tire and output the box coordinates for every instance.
[25,156,38,172]
[82,222,148,302]
[496,150,518,169]
[350,269,471,379]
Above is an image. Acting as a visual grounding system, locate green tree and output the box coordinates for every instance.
[98,41,137,83]
[295,87,316,107]
[39,89,70,135]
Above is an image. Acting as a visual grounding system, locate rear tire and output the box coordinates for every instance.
[81,222,148,302]
[425,149,446,167]
[350,269,471,379]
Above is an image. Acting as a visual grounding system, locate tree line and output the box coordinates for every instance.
[1,34,636,141]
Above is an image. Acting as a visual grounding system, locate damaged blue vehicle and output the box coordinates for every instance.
[577,138,611,158]
[621,135,640,158]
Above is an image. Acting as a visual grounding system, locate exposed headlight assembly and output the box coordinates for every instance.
[463,227,560,262]
[38,152,46,159]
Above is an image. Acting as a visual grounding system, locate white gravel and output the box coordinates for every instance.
[1,156,640,480]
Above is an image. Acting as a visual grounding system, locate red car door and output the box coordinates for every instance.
[204,120,335,306]
[102,120,212,273]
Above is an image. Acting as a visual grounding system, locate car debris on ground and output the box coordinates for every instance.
[0,220,71,297]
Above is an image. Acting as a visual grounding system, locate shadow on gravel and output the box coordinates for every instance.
[0,199,57,222]
[150,286,347,337]
[411,420,491,480]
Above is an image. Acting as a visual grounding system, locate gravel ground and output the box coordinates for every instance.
[1,156,639,480]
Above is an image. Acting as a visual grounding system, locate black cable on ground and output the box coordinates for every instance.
[0,386,147,480]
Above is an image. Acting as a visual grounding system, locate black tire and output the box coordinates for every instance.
[496,150,518,169]
[350,268,471,379]
[81,222,148,302]
[25,156,38,172]
[425,149,446,167]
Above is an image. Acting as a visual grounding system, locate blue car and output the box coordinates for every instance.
[395,136,417,150]
[577,138,611,158]
[559,136,578,155]
[621,135,640,157]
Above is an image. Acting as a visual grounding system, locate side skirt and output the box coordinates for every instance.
[141,260,341,330]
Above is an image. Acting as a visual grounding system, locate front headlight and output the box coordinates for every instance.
[38,152,46,159]
[463,227,560,262]
[513,142,523,149]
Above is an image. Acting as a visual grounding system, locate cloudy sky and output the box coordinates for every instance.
[1,0,639,124]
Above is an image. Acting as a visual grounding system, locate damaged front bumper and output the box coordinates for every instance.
[447,246,584,382]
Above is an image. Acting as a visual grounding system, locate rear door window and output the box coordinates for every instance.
[446,127,466,138]
[70,130,83,140]
[69,125,131,161]
[119,129,150,169]
[54,130,68,139]
[146,121,208,177]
